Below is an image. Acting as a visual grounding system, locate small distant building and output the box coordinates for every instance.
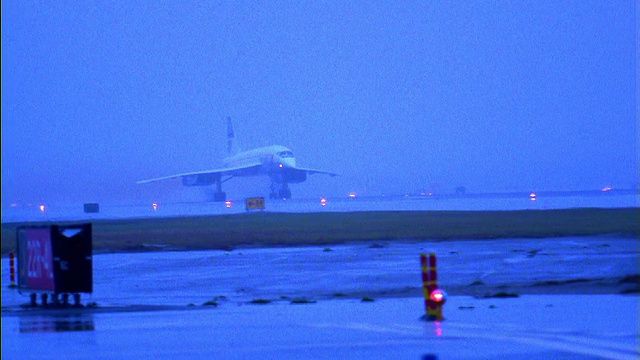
[83,203,100,213]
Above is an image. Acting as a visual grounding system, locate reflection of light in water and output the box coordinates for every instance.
[423,321,443,338]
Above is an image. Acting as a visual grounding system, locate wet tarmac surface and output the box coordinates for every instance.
[2,296,637,359]
[2,236,638,359]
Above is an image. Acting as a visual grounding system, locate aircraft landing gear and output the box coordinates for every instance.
[270,183,291,200]
[214,192,226,202]
[213,177,226,202]
[279,187,291,200]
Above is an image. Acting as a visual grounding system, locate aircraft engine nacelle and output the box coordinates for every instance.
[282,168,307,183]
[269,168,307,184]
[182,174,218,186]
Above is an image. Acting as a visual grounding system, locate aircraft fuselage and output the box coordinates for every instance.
[137,118,335,201]
[223,145,306,184]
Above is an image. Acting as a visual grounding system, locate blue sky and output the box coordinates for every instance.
[2,1,637,204]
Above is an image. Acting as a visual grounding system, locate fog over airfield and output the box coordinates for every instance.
[1,1,637,205]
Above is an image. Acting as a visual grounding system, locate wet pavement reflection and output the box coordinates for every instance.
[19,314,94,333]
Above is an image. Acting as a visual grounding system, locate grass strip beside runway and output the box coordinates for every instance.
[1,208,637,255]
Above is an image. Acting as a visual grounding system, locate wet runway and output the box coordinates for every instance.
[2,194,638,358]
[2,295,637,359]
[2,237,638,359]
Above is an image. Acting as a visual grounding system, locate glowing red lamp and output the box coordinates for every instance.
[430,289,447,304]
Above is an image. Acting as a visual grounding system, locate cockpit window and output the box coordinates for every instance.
[278,151,294,158]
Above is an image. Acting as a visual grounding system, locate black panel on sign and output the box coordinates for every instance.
[51,224,93,294]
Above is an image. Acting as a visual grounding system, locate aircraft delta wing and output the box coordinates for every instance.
[291,167,337,177]
[136,162,263,185]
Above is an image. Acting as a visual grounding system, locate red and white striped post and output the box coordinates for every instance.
[421,253,446,321]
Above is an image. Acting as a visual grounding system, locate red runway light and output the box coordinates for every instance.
[430,289,447,303]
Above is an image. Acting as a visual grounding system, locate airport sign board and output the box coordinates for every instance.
[246,197,265,211]
[17,224,93,294]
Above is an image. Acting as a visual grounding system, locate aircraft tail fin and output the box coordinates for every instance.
[226,117,240,156]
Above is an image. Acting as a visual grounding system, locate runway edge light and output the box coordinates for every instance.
[420,253,446,322]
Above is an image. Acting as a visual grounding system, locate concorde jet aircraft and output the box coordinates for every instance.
[137,118,336,201]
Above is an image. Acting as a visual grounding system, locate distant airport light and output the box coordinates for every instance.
[320,197,327,206]
[152,202,158,211]
[529,192,537,201]
[601,186,612,192]
[349,193,356,199]
[39,205,46,212]
[225,201,232,208]
[279,163,283,168]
